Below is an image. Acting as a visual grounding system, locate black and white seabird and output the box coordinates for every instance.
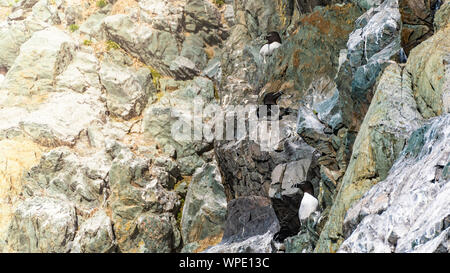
[294,181,319,223]
[256,91,294,120]
[259,32,282,64]
[256,91,283,119]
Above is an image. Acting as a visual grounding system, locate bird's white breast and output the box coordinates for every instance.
[0,74,5,84]
[259,42,282,57]
[298,192,318,221]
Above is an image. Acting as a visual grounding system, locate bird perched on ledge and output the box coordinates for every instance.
[259,31,282,64]
[256,91,283,120]
[256,91,293,120]
[294,181,319,223]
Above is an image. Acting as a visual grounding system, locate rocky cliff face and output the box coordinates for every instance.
[0,0,448,253]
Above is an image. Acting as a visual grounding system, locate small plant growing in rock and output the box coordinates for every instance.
[213,0,225,7]
[69,24,79,32]
[96,0,107,8]
[106,40,120,51]
[83,40,93,46]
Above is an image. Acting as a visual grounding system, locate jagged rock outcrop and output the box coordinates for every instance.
[71,210,116,253]
[181,163,227,252]
[7,196,77,253]
[340,114,450,253]
[99,51,155,120]
[399,0,440,55]
[315,63,424,252]
[405,20,450,118]
[203,195,279,253]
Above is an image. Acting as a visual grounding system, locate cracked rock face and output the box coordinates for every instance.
[339,114,450,253]
[7,196,77,253]
[315,63,424,252]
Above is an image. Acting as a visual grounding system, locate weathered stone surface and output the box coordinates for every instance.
[0,137,45,252]
[108,146,181,252]
[399,0,440,55]
[99,53,155,120]
[0,19,48,68]
[405,24,450,118]
[71,210,116,253]
[345,0,401,106]
[55,50,101,94]
[115,211,180,253]
[434,1,450,31]
[340,114,450,253]
[315,63,424,252]
[6,196,77,253]
[2,26,76,97]
[181,163,227,249]
[102,14,178,76]
[21,147,110,209]
[221,196,279,243]
[142,76,216,159]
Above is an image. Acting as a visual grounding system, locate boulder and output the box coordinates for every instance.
[99,53,155,120]
[405,24,450,118]
[2,26,76,96]
[181,163,227,249]
[221,196,280,243]
[6,196,77,252]
[71,210,116,253]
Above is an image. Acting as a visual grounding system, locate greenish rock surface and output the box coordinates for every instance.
[340,114,450,253]
[406,24,450,118]
[71,210,116,253]
[7,196,77,253]
[181,163,227,250]
[315,63,424,252]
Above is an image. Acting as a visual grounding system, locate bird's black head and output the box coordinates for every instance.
[263,91,284,105]
[294,180,314,196]
[265,32,282,44]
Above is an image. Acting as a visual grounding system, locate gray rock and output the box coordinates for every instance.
[340,114,450,253]
[71,210,116,253]
[55,50,101,94]
[346,0,401,101]
[99,56,155,120]
[102,14,178,76]
[181,163,227,246]
[7,196,77,252]
[221,196,280,243]
[114,212,181,253]
[315,63,424,252]
[3,26,77,96]
[0,19,48,69]
[21,147,111,210]
[204,230,275,253]
[142,76,216,158]
[79,13,107,40]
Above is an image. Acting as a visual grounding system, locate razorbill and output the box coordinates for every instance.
[259,32,282,64]
[256,91,293,120]
[294,181,319,223]
[256,91,283,119]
